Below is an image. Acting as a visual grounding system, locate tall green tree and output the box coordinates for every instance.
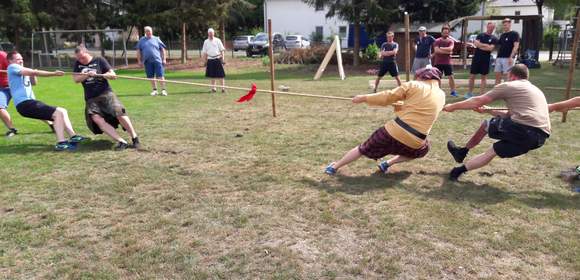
[0,0,37,49]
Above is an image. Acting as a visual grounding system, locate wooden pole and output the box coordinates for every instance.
[335,35,346,80]
[462,19,469,69]
[562,13,580,122]
[404,12,411,81]
[181,23,187,64]
[268,19,277,117]
[313,37,338,80]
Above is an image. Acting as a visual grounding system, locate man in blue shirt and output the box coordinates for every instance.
[412,26,435,73]
[136,26,168,96]
[373,31,401,92]
[7,51,87,151]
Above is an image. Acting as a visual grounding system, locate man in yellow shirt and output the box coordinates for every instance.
[325,67,446,175]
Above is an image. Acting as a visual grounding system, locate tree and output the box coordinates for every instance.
[0,0,37,49]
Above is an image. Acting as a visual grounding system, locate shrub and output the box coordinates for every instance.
[363,43,379,63]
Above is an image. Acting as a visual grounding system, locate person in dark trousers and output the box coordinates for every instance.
[465,22,498,99]
[373,31,401,93]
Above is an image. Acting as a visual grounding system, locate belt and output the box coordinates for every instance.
[395,117,427,140]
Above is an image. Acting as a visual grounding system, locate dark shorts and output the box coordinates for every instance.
[206,58,226,78]
[378,61,399,77]
[144,61,164,78]
[16,100,57,121]
[358,126,430,160]
[488,117,549,158]
[470,55,491,75]
[85,91,127,134]
[434,64,453,76]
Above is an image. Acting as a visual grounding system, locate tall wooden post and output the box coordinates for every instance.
[404,12,411,81]
[462,19,469,69]
[181,23,187,64]
[268,19,277,117]
[562,13,580,122]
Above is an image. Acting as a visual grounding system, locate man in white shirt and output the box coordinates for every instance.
[201,28,226,93]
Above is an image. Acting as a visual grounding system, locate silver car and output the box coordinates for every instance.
[285,35,310,49]
[233,35,254,51]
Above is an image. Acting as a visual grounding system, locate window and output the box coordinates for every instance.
[339,26,347,38]
[515,11,520,23]
[316,26,323,37]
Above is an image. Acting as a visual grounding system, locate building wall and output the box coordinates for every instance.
[467,3,554,35]
[264,0,349,47]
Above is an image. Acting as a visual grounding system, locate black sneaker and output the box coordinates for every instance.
[131,137,141,149]
[114,141,130,151]
[447,140,469,163]
[5,128,17,137]
[449,166,466,181]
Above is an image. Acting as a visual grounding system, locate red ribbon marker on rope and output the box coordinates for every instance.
[236,83,257,103]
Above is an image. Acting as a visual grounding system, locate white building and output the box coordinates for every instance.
[469,0,555,34]
[263,0,350,47]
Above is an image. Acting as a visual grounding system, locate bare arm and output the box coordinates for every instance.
[510,41,519,58]
[443,95,494,112]
[549,96,580,112]
[161,48,167,64]
[19,68,64,77]
[136,49,142,65]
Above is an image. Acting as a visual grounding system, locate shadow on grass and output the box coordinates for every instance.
[408,179,580,210]
[300,171,412,195]
[0,140,115,154]
[75,139,115,153]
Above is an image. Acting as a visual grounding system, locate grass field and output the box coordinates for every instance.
[1,60,579,279]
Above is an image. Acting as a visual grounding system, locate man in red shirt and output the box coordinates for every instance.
[433,25,457,97]
[0,50,17,137]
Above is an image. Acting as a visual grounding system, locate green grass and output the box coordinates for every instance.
[1,60,579,279]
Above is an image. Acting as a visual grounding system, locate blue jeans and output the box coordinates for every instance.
[0,88,11,109]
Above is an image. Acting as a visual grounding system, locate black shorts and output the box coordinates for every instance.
[378,61,399,77]
[488,117,549,158]
[16,100,57,121]
[470,55,491,75]
[206,58,225,78]
[434,64,453,76]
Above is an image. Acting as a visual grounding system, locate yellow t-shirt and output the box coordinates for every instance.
[365,80,446,149]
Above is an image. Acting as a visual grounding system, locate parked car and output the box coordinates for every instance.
[233,35,254,51]
[0,42,14,52]
[284,35,310,49]
[246,32,285,57]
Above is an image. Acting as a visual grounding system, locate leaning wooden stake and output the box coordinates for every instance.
[404,12,411,82]
[562,12,580,123]
[335,35,346,80]
[314,37,338,80]
[268,19,277,117]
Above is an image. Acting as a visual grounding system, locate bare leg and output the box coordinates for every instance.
[465,120,489,149]
[374,76,382,92]
[51,109,67,142]
[59,108,76,137]
[465,147,497,171]
[386,155,413,167]
[117,115,137,139]
[150,79,157,91]
[480,75,487,95]
[92,114,125,142]
[0,108,14,129]
[394,75,402,87]
[220,78,226,92]
[448,75,456,92]
[159,76,166,90]
[210,80,216,91]
[332,146,363,170]
[494,72,502,85]
[468,74,476,94]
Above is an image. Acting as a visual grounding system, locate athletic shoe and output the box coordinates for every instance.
[161,89,168,96]
[447,140,469,163]
[378,160,389,173]
[325,163,337,175]
[5,128,18,137]
[463,92,474,99]
[221,89,226,93]
[54,141,75,152]
[69,135,89,143]
[450,90,459,97]
[131,137,141,149]
[114,141,130,151]
[449,166,465,181]
[211,88,217,93]
[150,90,158,96]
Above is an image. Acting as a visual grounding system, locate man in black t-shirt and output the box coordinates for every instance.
[465,22,498,99]
[72,45,140,150]
[373,31,401,92]
[494,18,520,85]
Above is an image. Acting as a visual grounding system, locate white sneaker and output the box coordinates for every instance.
[150,90,158,96]
[161,89,168,96]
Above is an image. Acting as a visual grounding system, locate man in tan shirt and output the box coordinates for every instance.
[325,66,445,175]
[443,64,550,181]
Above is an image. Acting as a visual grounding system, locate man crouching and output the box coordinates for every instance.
[73,46,140,150]
[325,66,446,175]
